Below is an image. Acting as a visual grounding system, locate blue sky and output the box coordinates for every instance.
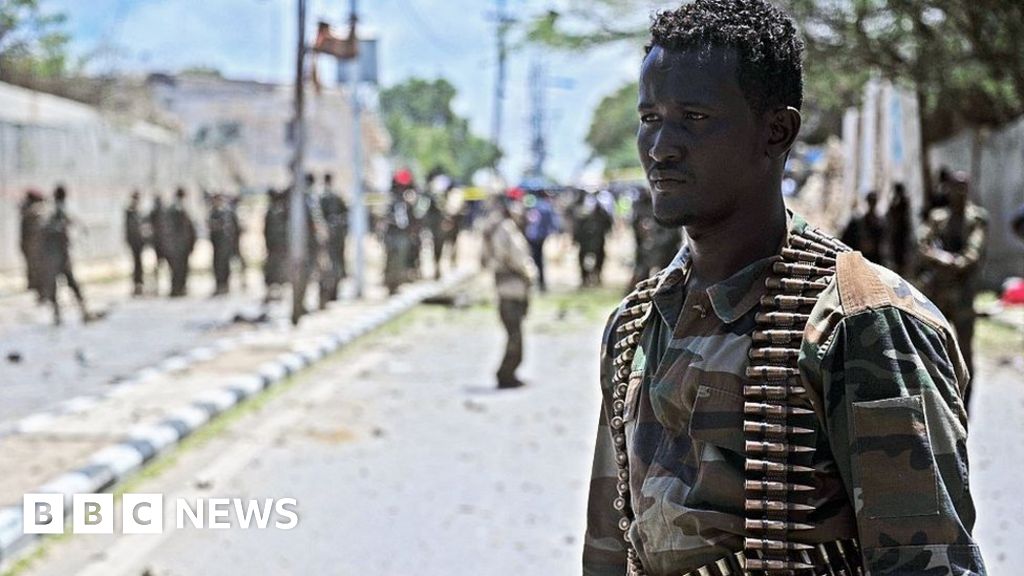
[41,0,671,182]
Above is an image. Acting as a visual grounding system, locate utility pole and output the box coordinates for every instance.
[491,0,510,157]
[289,0,309,325]
[528,61,546,179]
[347,0,367,299]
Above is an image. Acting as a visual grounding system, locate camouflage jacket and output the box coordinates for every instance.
[584,216,985,575]
[917,204,988,312]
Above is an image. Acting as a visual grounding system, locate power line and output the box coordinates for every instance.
[387,0,466,56]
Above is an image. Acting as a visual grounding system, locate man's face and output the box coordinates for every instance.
[637,45,768,228]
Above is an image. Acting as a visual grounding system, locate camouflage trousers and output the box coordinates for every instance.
[497,297,528,386]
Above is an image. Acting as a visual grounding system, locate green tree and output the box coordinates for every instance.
[526,0,1024,162]
[379,78,501,183]
[786,0,1024,142]
[0,0,71,81]
[586,82,641,173]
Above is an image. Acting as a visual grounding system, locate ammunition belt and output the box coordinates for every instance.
[664,538,864,576]
[610,225,859,576]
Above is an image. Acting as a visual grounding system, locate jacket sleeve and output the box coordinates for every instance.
[949,215,987,272]
[583,309,628,576]
[812,307,986,575]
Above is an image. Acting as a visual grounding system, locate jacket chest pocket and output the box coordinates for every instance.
[684,384,747,508]
[687,384,746,455]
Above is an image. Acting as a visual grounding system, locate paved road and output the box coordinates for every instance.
[0,269,284,426]
[18,281,613,576]
[0,236,407,427]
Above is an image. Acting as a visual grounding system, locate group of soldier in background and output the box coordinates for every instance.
[261,172,349,316]
[123,187,209,299]
[379,169,465,295]
[841,168,989,407]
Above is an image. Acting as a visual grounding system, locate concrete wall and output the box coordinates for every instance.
[0,81,234,272]
[930,117,1024,289]
[840,78,925,225]
[147,74,391,192]
[0,75,392,275]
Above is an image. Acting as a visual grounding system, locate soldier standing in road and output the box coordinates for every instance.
[918,170,988,410]
[148,195,168,295]
[524,189,560,292]
[840,190,886,264]
[302,173,331,311]
[887,182,913,275]
[423,188,446,280]
[229,195,248,291]
[442,185,466,268]
[584,2,985,575]
[406,186,425,281]
[165,187,197,297]
[125,190,147,296]
[263,188,289,303]
[207,193,236,296]
[320,172,348,301]
[382,173,414,295]
[42,185,93,325]
[19,190,47,302]
[487,198,536,389]
[629,186,681,288]
[573,189,614,287]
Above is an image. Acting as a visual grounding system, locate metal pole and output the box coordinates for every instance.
[491,0,507,149]
[348,0,367,299]
[289,0,309,325]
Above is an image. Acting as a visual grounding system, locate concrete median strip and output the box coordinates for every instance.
[0,270,474,566]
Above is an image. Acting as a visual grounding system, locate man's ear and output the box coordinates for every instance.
[765,106,801,159]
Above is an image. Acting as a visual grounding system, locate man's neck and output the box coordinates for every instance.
[685,200,787,290]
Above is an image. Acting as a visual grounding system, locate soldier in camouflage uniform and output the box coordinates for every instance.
[918,171,988,411]
[19,190,47,302]
[629,186,682,289]
[124,190,148,297]
[584,2,985,575]
[42,185,94,325]
[320,173,348,301]
[165,187,197,297]
[262,188,289,303]
[207,192,236,296]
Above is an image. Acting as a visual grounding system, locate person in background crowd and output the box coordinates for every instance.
[207,192,236,296]
[524,189,560,292]
[629,186,682,288]
[887,182,912,275]
[486,197,536,389]
[124,190,147,297]
[840,190,886,264]
[42,185,93,325]
[19,190,47,302]
[572,189,614,287]
[148,195,168,295]
[918,170,988,410]
[320,173,348,301]
[423,186,446,281]
[297,173,330,317]
[263,187,289,303]
[383,171,415,295]
[229,194,247,291]
[166,187,197,297]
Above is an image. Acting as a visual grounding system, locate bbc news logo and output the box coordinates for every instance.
[23,494,299,534]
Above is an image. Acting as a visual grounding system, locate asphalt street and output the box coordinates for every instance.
[16,282,615,576]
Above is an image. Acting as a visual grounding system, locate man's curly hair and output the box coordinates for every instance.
[646,0,804,115]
